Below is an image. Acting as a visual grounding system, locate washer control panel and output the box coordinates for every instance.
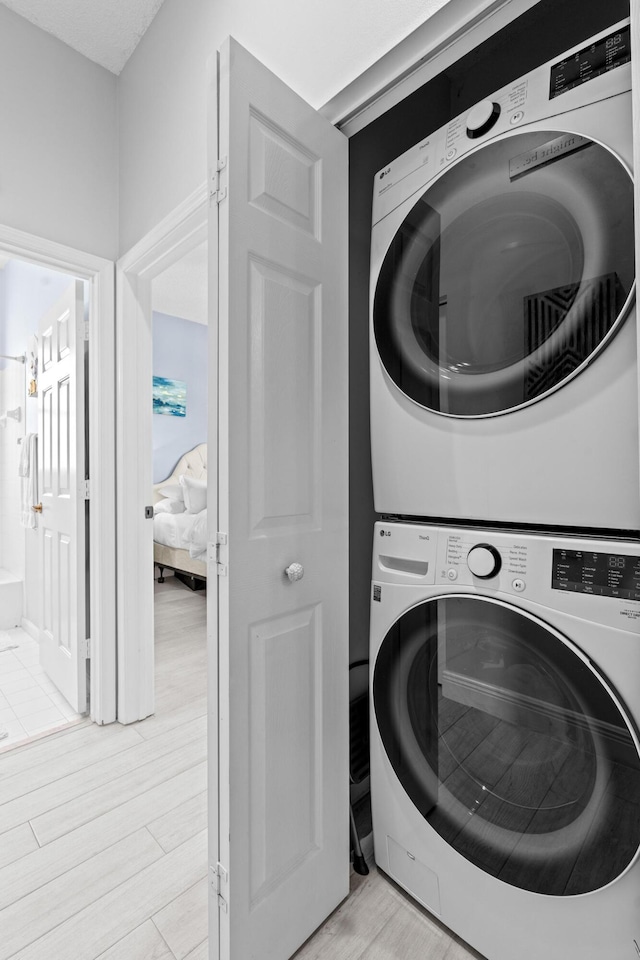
[552,548,640,601]
[466,543,502,578]
[444,531,527,587]
[372,522,640,631]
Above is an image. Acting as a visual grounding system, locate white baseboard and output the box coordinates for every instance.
[21,617,39,641]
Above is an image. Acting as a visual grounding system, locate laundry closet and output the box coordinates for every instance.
[351,1,640,958]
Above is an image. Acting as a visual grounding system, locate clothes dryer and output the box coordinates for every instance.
[370,520,640,960]
[370,21,638,529]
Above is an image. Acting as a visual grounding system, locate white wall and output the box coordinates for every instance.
[152,312,208,482]
[0,4,118,260]
[118,0,451,252]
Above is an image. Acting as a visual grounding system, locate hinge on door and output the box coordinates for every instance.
[210,156,228,204]
[82,479,91,500]
[80,637,91,659]
[208,533,228,576]
[210,862,229,913]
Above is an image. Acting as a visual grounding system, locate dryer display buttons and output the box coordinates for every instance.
[466,100,501,138]
[467,544,502,579]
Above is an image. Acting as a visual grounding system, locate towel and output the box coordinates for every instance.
[18,432,33,477]
[20,433,38,529]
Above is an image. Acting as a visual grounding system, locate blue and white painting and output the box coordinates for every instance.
[153,376,187,417]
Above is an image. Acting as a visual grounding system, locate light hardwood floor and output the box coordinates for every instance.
[0,574,484,960]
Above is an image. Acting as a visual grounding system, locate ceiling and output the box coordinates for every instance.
[0,0,166,74]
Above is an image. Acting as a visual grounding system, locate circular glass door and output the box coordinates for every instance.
[373,129,635,416]
[373,596,640,895]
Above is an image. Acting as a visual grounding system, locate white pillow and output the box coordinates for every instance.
[180,474,207,514]
[154,498,186,515]
[158,483,184,501]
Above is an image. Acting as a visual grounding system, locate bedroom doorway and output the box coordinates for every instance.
[116,190,208,724]
[149,241,209,716]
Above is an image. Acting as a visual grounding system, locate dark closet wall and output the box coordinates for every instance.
[348,0,631,668]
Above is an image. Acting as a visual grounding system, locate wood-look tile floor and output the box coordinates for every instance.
[0,574,484,960]
[0,628,84,749]
[0,575,208,960]
[294,867,486,960]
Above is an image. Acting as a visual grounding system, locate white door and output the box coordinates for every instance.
[208,37,349,960]
[38,280,88,714]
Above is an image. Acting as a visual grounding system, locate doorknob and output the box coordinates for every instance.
[284,562,304,582]
[31,503,43,513]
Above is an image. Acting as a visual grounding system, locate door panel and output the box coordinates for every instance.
[248,605,322,907]
[211,36,349,960]
[248,257,321,534]
[37,281,88,714]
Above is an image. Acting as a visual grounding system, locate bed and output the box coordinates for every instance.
[152,443,208,589]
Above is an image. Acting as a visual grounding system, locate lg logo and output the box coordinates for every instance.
[380,529,391,537]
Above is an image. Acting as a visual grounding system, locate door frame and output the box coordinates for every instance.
[115,183,208,723]
[114,0,549,728]
[0,223,116,724]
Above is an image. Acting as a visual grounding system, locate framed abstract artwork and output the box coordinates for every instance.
[153,376,187,417]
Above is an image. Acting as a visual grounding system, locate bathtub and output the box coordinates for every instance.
[0,569,22,629]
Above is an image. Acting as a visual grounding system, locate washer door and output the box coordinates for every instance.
[373,596,640,895]
[373,129,635,416]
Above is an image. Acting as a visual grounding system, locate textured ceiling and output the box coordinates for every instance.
[0,0,165,74]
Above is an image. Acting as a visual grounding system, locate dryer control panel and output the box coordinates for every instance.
[371,18,631,228]
[549,25,630,99]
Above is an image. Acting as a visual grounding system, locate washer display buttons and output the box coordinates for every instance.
[510,110,524,125]
[512,578,526,592]
[447,568,458,581]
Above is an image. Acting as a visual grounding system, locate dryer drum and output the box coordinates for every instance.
[373,595,640,895]
[373,129,635,417]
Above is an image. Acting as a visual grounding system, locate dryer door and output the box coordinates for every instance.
[373,595,640,895]
[373,129,635,416]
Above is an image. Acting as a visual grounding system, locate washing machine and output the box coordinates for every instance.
[370,519,640,960]
[370,20,638,530]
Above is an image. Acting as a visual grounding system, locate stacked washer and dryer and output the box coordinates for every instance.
[368,20,640,960]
